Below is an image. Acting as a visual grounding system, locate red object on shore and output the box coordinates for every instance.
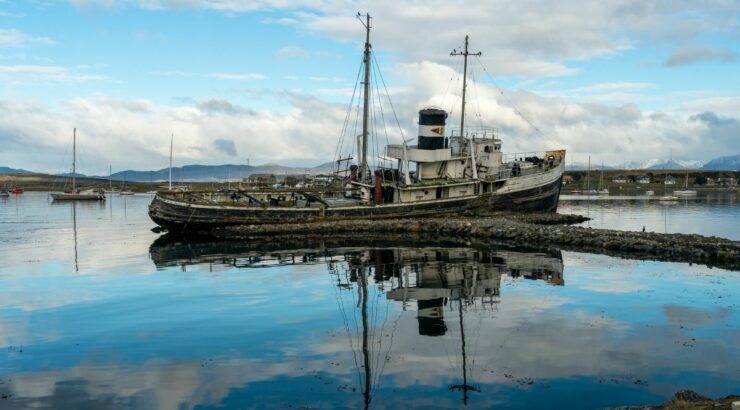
[9,187,23,194]
[374,170,383,205]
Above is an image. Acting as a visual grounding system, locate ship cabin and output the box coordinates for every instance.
[357,107,562,205]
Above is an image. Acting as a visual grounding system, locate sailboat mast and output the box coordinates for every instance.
[459,300,469,405]
[360,264,371,409]
[169,133,173,191]
[359,13,371,181]
[72,128,76,191]
[451,36,481,137]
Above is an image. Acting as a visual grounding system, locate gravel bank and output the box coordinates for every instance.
[213,214,740,271]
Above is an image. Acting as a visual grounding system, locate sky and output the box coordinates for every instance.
[0,0,739,174]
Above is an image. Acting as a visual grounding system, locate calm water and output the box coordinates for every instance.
[0,192,738,409]
[561,192,740,240]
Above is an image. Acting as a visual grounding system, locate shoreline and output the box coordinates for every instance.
[208,212,740,271]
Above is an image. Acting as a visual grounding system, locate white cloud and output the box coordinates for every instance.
[275,46,309,58]
[206,72,268,81]
[63,1,739,77]
[0,93,347,173]
[0,65,107,81]
[664,45,738,66]
[570,82,656,93]
[2,58,738,175]
[0,28,55,48]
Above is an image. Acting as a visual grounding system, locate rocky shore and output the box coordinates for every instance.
[212,213,740,271]
[612,390,740,409]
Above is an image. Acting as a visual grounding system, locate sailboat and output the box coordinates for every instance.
[658,168,678,202]
[148,16,566,231]
[50,129,106,201]
[583,156,598,195]
[158,133,189,192]
[673,171,697,197]
[597,162,609,195]
[120,172,134,195]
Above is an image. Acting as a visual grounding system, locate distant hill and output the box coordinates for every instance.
[609,159,705,170]
[701,154,740,171]
[0,166,33,174]
[98,163,335,182]
[565,163,614,171]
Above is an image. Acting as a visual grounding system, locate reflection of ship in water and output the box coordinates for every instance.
[149,236,563,406]
[335,247,563,406]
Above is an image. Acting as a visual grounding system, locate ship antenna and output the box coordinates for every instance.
[451,35,481,138]
[357,12,371,181]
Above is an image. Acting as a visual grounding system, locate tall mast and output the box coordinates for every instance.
[169,133,173,191]
[358,13,371,181]
[360,264,371,409]
[72,128,76,191]
[451,36,481,137]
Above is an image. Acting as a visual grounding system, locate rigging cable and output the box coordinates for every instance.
[474,55,547,137]
[333,57,365,175]
[469,64,485,130]
[369,59,392,170]
[371,53,407,143]
[442,56,464,118]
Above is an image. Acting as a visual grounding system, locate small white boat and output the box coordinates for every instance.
[658,195,678,202]
[645,190,655,196]
[673,189,697,197]
[50,128,106,201]
[51,189,106,201]
[0,190,9,198]
[598,188,609,195]
[673,172,696,196]
[583,189,598,195]
[119,190,135,195]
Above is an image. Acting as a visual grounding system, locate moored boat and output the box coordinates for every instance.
[51,189,106,201]
[50,128,106,202]
[149,18,565,232]
[673,172,696,197]
[673,190,697,197]
[9,187,23,194]
[0,190,9,197]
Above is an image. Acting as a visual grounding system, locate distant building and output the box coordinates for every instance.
[562,175,574,185]
[663,175,676,185]
[612,175,627,183]
[636,174,651,184]
[718,177,737,186]
[706,177,717,186]
[247,174,284,186]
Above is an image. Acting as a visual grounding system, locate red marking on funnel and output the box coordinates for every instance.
[430,127,443,135]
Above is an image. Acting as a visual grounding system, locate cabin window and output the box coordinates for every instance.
[424,190,429,195]
[484,145,491,153]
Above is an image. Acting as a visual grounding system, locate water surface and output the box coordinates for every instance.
[0,192,738,409]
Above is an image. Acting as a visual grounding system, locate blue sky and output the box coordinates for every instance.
[1,1,739,174]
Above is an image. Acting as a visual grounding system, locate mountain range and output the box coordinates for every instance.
[701,154,740,171]
[2,154,737,180]
[0,166,33,174]
[101,163,336,182]
[566,155,739,171]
